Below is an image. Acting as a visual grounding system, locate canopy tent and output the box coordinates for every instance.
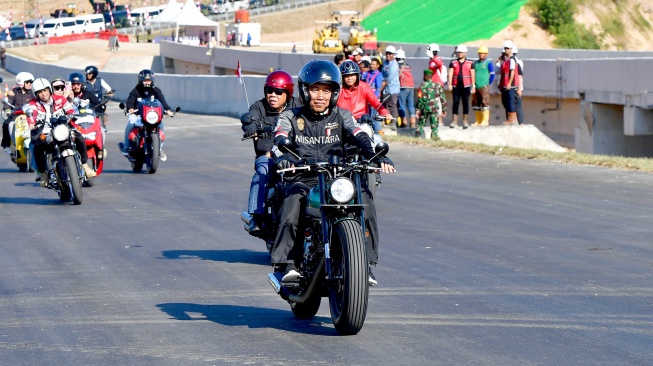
[148,0,183,24]
[165,0,220,44]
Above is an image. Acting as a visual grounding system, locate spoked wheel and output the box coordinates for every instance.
[147,133,160,174]
[328,219,368,335]
[291,293,322,319]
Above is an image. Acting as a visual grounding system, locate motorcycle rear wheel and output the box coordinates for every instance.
[148,133,160,174]
[65,155,83,205]
[328,219,368,335]
[291,293,322,319]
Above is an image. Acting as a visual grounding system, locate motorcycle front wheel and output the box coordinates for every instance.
[148,133,160,174]
[64,155,83,205]
[84,159,95,187]
[328,219,368,335]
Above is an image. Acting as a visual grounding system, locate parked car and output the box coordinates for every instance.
[0,27,28,41]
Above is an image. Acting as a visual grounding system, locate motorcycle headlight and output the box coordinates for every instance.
[52,124,70,142]
[329,178,355,204]
[145,110,160,124]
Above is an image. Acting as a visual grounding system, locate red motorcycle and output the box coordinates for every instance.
[71,98,108,187]
[118,97,179,174]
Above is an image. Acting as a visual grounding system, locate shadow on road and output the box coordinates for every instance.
[0,196,58,205]
[157,303,337,335]
[160,249,270,266]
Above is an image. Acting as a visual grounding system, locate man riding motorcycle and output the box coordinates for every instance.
[84,65,113,128]
[68,72,102,108]
[27,78,96,185]
[242,70,302,233]
[121,69,174,160]
[2,72,35,155]
[271,60,396,285]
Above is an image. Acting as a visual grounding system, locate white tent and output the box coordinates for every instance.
[166,0,220,44]
[148,0,183,24]
[0,15,11,29]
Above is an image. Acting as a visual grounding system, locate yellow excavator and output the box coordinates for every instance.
[332,11,377,52]
[312,20,344,54]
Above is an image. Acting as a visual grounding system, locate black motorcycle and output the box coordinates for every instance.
[32,113,85,205]
[264,137,389,335]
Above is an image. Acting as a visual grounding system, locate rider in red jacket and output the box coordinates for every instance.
[337,60,392,125]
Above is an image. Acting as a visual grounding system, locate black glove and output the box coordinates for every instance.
[276,156,295,170]
[376,156,394,167]
[242,124,257,138]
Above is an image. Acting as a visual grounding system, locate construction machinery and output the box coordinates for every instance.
[312,20,344,54]
[331,10,377,53]
[51,4,79,18]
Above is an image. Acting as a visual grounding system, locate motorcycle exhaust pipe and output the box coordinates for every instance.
[267,273,282,294]
[288,257,325,304]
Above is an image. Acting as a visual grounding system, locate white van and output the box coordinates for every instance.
[24,19,42,38]
[130,6,163,26]
[41,18,77,37]
[74,14,105,33]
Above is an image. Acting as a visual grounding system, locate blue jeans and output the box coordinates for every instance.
[248,155,273,215]
[398,88,416,117]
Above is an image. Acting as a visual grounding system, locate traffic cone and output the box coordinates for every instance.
[4,84,8,94]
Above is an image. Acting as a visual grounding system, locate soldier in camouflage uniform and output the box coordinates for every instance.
[416,69,447,139]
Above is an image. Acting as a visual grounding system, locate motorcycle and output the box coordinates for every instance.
[71,97,108,187]
[118,97,180,174]
[354,114,389,196]
[239,112,283,253]
[31,111,86,205]
[264,137,389,335]
[2,98,32,172]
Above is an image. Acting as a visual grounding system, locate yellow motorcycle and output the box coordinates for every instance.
[2,98,32,172]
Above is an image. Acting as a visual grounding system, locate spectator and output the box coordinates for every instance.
[364,57,384,132]
[351,47,364,65]
[0,44,5,71]
[246,33,252,47]
[416,69,447,140]
[472,45,495,126]
[498,40,519,125]
[360,60,371,81]
[447,44,475,129]
[380,45,400,130]
[333,53,345,65]
[396,49,416,128]
[513,46,525,124]
[426,43,448,129]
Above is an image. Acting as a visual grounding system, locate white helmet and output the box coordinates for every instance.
[395,48,406,59]
[385,45,396,54]
[512,46,519,54]
[16,72,35,88]
[457,44,468,53]
[32,78,52,95]
[426,43,439,58]
[503,40,515,49]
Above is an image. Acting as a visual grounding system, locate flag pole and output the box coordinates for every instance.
[236,60,250,108]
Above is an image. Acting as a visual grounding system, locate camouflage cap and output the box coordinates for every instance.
[424,69,434,76]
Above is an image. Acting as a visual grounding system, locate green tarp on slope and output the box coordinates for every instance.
[362,0,528,45]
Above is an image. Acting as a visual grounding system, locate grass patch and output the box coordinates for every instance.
[384,135,653,172]
[597,11,626,39]
[631,6,652,32]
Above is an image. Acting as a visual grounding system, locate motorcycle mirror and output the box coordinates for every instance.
[174,106,181,113]
[118,102,125,110]
[0,77,3,83]
[374,142,389,157]
[240,112,253,125]
[22,105,33,116]
[360,114,373,125]
[277,137,301,160]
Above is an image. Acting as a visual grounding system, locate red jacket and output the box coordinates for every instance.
[429,56,444,85]
[337,81,389,119]
[27,94,75,125]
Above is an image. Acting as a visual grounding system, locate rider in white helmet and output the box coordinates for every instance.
[2,72,35,155]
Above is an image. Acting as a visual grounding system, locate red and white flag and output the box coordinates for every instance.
[22,15,26,35]
[235,61,243,84]
[108,8,115,27]
[39,14,44,34]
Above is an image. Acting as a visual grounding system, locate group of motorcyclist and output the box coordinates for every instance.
[2,66,176,186]
[242,60,396,287]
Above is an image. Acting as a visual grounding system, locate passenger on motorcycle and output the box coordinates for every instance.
[272,60,395,285]
[2,72,35,155]
[242,70,302,232]
[336,60,392,122]
[27,78,96,185]
[50,77,73,100]
[85,65,113,128]
[68,72,102,108]
[121,69,174,160]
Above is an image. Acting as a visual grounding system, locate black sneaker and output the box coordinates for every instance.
[368,266,377,286]
[282,264,300,282]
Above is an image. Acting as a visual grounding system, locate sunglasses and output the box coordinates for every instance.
[53,85,65,91]
[264,87,285,96]
[24,80,33,84]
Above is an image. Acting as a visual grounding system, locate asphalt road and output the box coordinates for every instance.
[0,102,652,365]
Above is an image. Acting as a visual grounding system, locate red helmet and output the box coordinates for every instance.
[264,70,294,96]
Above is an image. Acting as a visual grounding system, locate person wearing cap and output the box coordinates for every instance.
[380,45,400,130]
[395,49,416,128]
[513,46,525,124]
[498,40,520,125]
[472,45,495,126]
[416,69,447,140]
[447,44,476,129]
[351,47,364,65]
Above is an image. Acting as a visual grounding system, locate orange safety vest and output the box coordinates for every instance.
[500,57,521,89]
[451,59,473,87]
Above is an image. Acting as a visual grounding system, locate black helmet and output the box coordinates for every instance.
[85,65,98,79]
[68,72,86,90]
[297,60,341,107]
[138,69,154,88]
[339,60,360,85]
